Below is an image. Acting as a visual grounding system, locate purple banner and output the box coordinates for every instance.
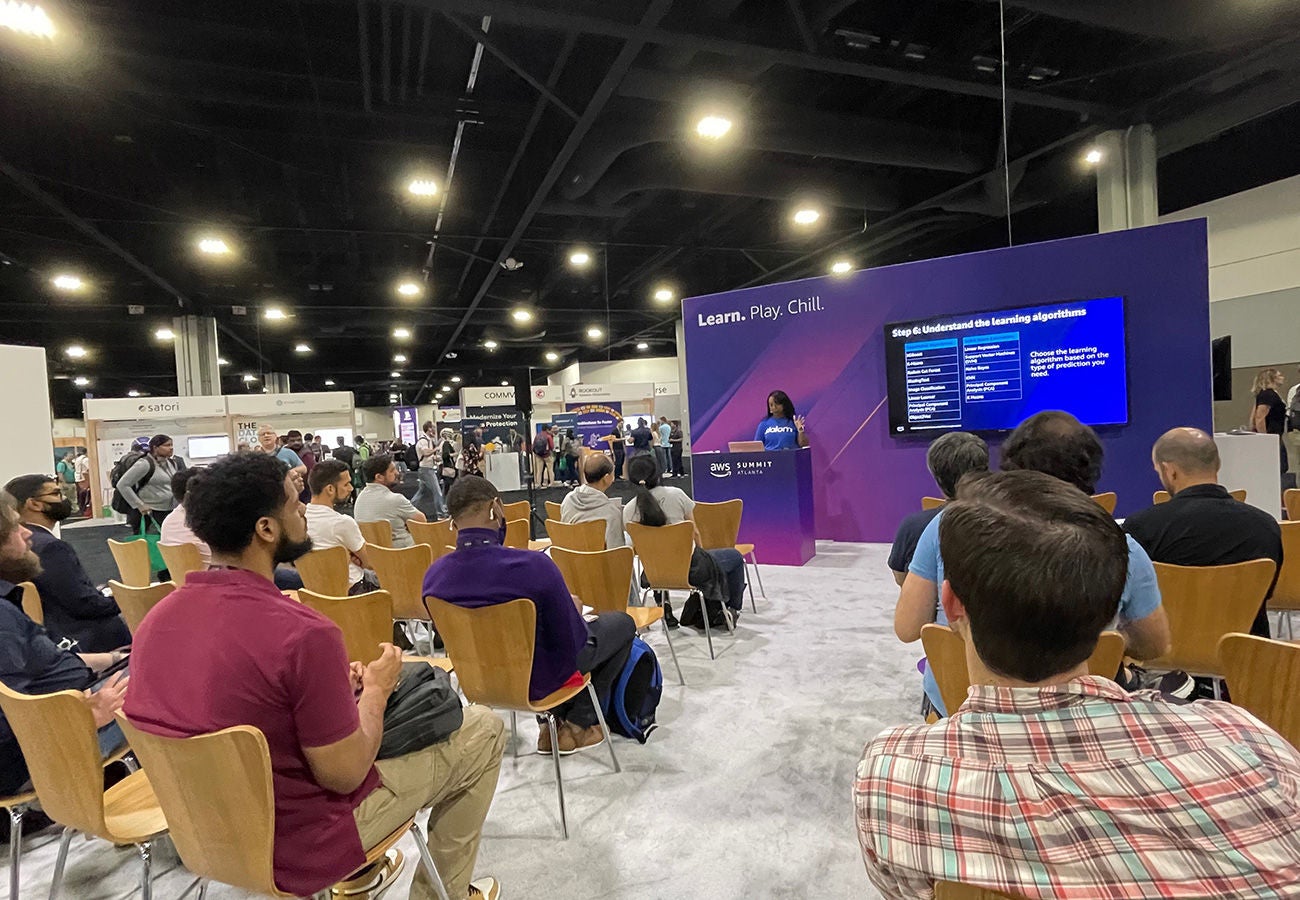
[693,449,815,566]
[567,402,622,449]
[392,406,418,445]
[683,221,1211,542]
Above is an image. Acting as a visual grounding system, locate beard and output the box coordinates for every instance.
[274,534,313,565]
[0,549,41,584]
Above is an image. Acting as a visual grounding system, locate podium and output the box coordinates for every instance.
[692,448,816,566]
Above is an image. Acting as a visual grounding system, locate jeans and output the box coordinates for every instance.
[656,446,671,474]
[553,611,636,728]
[412,467,448,519]
[706,548,746,611]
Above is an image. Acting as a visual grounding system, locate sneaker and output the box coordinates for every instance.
[561,722,605,755]
[1157,670,1197,700]
[468,876,501,900]
[662,600,679,630]
[537,720,575,755]
[331,848,405,897]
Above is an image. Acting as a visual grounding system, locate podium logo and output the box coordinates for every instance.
[137,402,181,413]
[708,461,731,478]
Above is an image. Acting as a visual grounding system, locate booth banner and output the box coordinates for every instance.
[462,406,526,449]
[393,407,418,445]
[437,407,462,424]
[530,385,563,405]
[683,220,1211,541]
[563,383,653,403]
[654,382,679,397]
[461,386,517,407]
[547,412,577,432]
[234,420,259,448]
[226,391,353,416]
[85,395,226,421]
[566,403,622,449]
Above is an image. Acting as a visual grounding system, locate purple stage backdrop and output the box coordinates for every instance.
[683,221,1211,542]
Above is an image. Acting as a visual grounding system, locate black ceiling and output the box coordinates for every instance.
[2,0,1298,418]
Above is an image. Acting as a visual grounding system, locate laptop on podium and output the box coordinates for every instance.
[728,441,765,453]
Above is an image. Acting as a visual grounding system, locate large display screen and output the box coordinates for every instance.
[884,296,1128,435]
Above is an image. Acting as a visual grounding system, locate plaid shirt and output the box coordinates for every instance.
[855,676,1300,899]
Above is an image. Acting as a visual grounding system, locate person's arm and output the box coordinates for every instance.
[280,448,308,479]
[417,438,436,462]
[36,541,121,620]
[77,650,126,672]
[84,672,128,728]
[114,458,153,511]
[532,557,589,664]
[895,574,939,642]
[1122,607,1171,662]
[1116,538,1171,661]
[795,415,809,447]
[754,421,766,443]
[345,522,372,569]
[395,494,426,525]
[1253,404,1269,433]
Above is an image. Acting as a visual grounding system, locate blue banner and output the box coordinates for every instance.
[566,402,622,449]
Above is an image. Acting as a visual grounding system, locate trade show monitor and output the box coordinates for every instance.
[186,435,232,459]
[884,295,1128,436]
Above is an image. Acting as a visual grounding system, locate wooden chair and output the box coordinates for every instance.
[295,546,352,596]
[15,581,42,625]
[300,589,395,665]
[1149,559,1277,695]
[545,518,606,552]
[627,521,734,660]
[365,543,441,653]
[409,518,456,562]
[545,500,563,521]
[921,496,947,511]
[107,538,152,587]
[0,683,168,900]
[692,499,761,610]
[921,624,1127,716]
[1153,488,1247,505]
[424,596,619,839]
[357,519,393,548]
[116,717,451,900]
[1091,492,1117,514]
[935,882,1029,900]
[501,500,530,521]
[550,546,683,685]
[1219,633,1300,749]
[109,580,176,636]
[157,542,205,586]
[1270,521,1300,639]
[503,517,530,550]
[1285,488,1300,522]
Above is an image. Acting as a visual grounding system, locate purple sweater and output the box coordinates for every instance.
[422,527,589,700]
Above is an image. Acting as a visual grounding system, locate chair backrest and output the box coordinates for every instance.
[366,543,433,619]
[110,580,176,635]
[1149,559,1277,673]
[424,596,537,710]
[116,716,280,896]
[0,683,110,837]
[545,518,606,552]
[1230,488,1248,502]
[550,547,635,614]
[1155,488,1246,505]
[922,624,1129,716]
[503,517,530,550]
[921,496,947,511]
[16,581,42,625]
[299,589,394,663]
[1286,488,1300,522]
[408,519,456,562]
[545,500,563,521]
[1090,492,1117,514]
[693,499,742,550]
[295,546,351,596]
[356,519,393,549]
[157,542,206,587]
[935,882,1029,900]
[1270,521,1300,612]
[1219,632,1300,749]
[626,521,695,591]
[501,500,530,522]
[107,538,152,587]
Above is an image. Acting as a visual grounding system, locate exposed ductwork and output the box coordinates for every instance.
[971,0,1299,43]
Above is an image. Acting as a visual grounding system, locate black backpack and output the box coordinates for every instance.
[378,662,463,759]
[678,591,729,629]
[405,442,421,470]
[532,433,550,456]
[109,450,152,514]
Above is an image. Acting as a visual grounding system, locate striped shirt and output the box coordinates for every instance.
[855,676,1300,899]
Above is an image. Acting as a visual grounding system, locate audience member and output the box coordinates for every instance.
[887,432,987,585]
[896,410,1171,715]
[1125,427,1282,637]
[424,476,635,755]
[857,470,1300,898]
[116,434,183,532]
[561,453,624,549]
[305,459,376,594]
[4,475,131,651]
[124,452,505,899]
[355,454,427,549]
[158,468,210,565]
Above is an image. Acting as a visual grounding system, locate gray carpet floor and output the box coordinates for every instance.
[6,541,917,899]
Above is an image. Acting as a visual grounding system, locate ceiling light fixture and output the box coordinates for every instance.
[0,2,55,38]
[695,115,733,140]
[586,326,603,339]
[294,343,311,353]
[792,207,821,226]
[636,342,649,350]
[440,384,450,392]
[393,353,407,363]
[568,249,591,268]
[127,390,140,398]
[242,373,257,382]
[197,237,231,255]
[511,308,533,323]
[446,351,458,359]
[407,178,439,197]
[500,380,510,386]
[393,327,411,339]
[653,287,674,302]
[544,351,559,362]
[830,259,853,275]
[1084,147,1104,165]
[324,379,335,386]
[396,280,421,297]
[451,375,461,383]
[154,327,175,341]
[51,274,85,292]
[218,357,230,366]
[483,340,498,350]
[390,371,402,378]
[73,376,89,387]
[64,344,87,359]
[264,307,287,321]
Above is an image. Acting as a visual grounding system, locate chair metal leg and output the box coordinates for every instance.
[700,595,716,660]
[8,807,23,900]
[195,879,208,900]
[137,841,152,900]
[48,826,73,900]
[545,715,568,839]
[586,682,620,774]
[661,618,685,685]
[744,566,757,613]
[408,822,451,900]
[510,711,518,760]
[747,551,766,599]
[1212,678,1223,701]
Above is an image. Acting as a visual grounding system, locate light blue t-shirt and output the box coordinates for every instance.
[275,447,304,468]
[907,508,1161,716]
[658,423,671,448]
[754,416,799,451]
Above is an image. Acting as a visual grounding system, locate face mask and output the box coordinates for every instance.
[43,499,73,522]
[274,532,314,565]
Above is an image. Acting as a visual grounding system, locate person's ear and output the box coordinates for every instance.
[253,514,278,548]
[939,580,968,630]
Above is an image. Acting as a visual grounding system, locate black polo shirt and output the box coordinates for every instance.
[1123,483,1282,637]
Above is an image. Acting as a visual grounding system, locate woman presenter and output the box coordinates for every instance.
[754,390,808,450]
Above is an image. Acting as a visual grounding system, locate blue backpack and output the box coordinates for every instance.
[602,637,662,743]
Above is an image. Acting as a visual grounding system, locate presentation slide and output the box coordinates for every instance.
[884,296,1128,435]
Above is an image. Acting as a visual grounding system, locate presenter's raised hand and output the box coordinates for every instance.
[794,415,807,432]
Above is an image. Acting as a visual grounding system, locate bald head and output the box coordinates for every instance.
[582,452,614,490]
[1152,427,1220,495]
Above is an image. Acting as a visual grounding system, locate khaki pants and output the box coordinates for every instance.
[353,706,506,900]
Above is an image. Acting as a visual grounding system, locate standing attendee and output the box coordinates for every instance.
[332,436,357,468]
[629,418,654,461]
[669,421,684,479]
[74,448,91,516]
[439,428,459,496]
[355,435,371,461]
[463,429,484,478]
[286,431,316,502]
[857,470,1300,900]
[124,452,505,900]
[4,475,131,652]
[531,426,554,488]
[257,424,308,483]
[412,422,448,519]
[754,390,808,450]
[355,454,427,550]
[888,432,988,585]
[115,434,184,532]
[54,452,78,510]
[305,433,323,461]
[304,460,375,594]
[656,417,672,476]
[561,454,625,549]
[1251,367,1291,486]
[602,426,626,480]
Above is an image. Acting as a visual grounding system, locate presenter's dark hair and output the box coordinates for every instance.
[309,459,351,495]
[626,455,667,527]
[1001,410,1103,495]
[926,432,989,499]
[363,453,394,482]
[170,467,202,504]
[940,470,1126,682]
[185,452,291,553]
[766,390,796,420]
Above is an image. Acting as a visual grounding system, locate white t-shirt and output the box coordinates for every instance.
[305,504,366,586]
[353,483,421,549]
[623,485,695,528]
[74,454,90,482]
[157,503,212,567]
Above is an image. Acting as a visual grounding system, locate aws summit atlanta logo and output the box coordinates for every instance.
[711,458,775,479]
[709,461,731,478]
